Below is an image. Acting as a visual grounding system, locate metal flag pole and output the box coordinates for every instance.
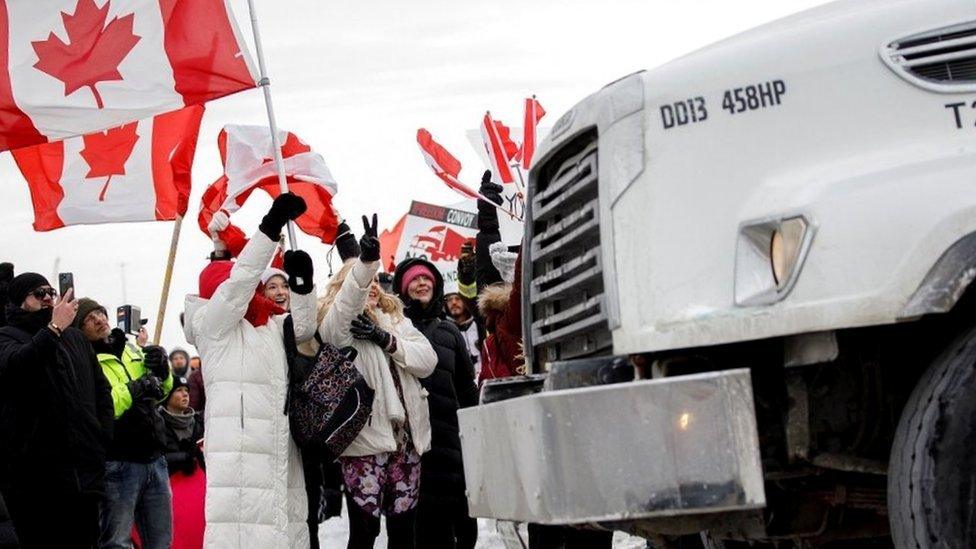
[445,173,523,222]
[245,0,298,251]
[153,215,183,345]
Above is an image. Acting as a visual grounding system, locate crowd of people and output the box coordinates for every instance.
[0,172,528,549]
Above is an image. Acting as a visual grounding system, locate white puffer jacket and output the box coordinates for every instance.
[318,259,437,457]
[183,233,317,549]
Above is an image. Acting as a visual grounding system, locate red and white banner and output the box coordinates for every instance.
[394,200,478,294]
[198,125,340,244]
[416,128,479,200]
[521,97,546,170]
[480,112,518,184]
[12,104,203,231]
[0,0,257,152]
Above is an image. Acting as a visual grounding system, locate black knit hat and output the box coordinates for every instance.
[72,298,107,330]
[8,273,49,307]
[166,375,189,402]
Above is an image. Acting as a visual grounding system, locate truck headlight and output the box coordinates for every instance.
[735,215,813,306]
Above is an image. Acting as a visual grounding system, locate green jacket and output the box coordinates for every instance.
[97,343,173,419]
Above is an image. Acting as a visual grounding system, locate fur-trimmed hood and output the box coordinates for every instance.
[478,283,512,318]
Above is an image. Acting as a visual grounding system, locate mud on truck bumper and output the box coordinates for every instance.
[458,364,766,525]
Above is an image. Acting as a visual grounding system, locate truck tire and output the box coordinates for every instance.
[888,325,976,548]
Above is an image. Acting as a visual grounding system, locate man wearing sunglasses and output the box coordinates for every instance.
[0,273,114,548]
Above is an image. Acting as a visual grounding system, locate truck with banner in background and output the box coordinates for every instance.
[458,0,976,547]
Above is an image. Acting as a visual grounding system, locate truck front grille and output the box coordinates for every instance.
[884,22,976,86]
[525,130,612,368]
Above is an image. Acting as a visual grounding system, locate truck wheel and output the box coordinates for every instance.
[888,325,976,548]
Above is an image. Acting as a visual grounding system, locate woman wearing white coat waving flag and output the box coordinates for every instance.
[183,193,318,549]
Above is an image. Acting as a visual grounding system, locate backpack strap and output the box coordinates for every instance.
[283,315,297,415]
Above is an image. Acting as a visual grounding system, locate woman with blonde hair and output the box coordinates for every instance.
[315,215,436,549]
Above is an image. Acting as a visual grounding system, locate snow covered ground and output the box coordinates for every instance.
[318,516,648,548]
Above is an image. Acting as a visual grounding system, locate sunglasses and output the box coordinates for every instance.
[31,287,57,299]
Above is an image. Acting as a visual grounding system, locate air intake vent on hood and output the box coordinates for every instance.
[882,21,976,91]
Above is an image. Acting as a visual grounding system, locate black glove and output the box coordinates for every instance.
[0,262,12,284]
[350,313,391,350]
[143,345,170,379]
[127,375,163,401]
[283,250,314,295]
[477,171,502,231]
[359,214,380,262]
[107,328,128,357]
[259,193,307,241]
[335,221,361,261]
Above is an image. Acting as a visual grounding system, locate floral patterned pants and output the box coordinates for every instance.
[340,446,422,518]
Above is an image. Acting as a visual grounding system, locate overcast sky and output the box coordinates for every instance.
[1,0,832,352]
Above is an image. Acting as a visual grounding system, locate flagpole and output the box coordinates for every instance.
[245,0,298,251]
[444,173,523,222]
[153,215,183,345]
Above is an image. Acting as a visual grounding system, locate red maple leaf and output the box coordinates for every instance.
[32,0,141,109]
[79,122,139,201]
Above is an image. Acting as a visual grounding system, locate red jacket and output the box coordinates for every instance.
[477,252,524,384]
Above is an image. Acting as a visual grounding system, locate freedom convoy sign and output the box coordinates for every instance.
[395,200,478,293]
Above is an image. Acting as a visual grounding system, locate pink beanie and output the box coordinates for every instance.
[401,264,435,294]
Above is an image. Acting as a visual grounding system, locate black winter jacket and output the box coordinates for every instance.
[0,306,114,495]
[393,258,480,504]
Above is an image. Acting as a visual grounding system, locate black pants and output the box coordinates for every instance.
[345,492,417,549]
[2,480,100,549]
[415,499,477,549]
[303,450,344,549]
[528,524,613,549]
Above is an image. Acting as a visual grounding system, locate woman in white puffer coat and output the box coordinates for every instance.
[183,194,318,548]
[315,215,436,549]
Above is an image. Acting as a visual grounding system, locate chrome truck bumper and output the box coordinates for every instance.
[458,368,766,525]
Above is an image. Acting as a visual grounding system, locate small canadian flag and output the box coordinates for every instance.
[11,105,204,231]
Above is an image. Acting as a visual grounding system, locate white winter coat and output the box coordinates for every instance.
[183,233,317,549]
[318,259,437,457]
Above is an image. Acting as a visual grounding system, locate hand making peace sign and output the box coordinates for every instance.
[359,213,380,262]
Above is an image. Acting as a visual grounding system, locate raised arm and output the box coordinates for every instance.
[282,249,318,343]
[476,173,504,289]
[319,259,378,347]
[201,232,279,338]
[319,214,382,347]
[202,194,307,339]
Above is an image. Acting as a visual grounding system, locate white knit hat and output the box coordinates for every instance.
[260,268,288,286]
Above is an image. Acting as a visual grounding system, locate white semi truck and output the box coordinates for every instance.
[458,0,976,546]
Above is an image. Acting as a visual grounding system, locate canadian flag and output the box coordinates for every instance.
[198,125,340,244]
[0,0,257,152]
[481,112,519,184]
[521,97,546,170]
[416,128,479,200]
[12,104,203,231]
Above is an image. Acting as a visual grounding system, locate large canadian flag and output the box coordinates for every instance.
[0,0,257,152]
[12,105,204,231]
[198,125,340,244]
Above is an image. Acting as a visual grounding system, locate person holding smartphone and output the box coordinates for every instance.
[73,297,174,549]
[0,274,114,548]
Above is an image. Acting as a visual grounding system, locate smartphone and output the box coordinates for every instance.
[58,272,74,297]
[116,305,142,334]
